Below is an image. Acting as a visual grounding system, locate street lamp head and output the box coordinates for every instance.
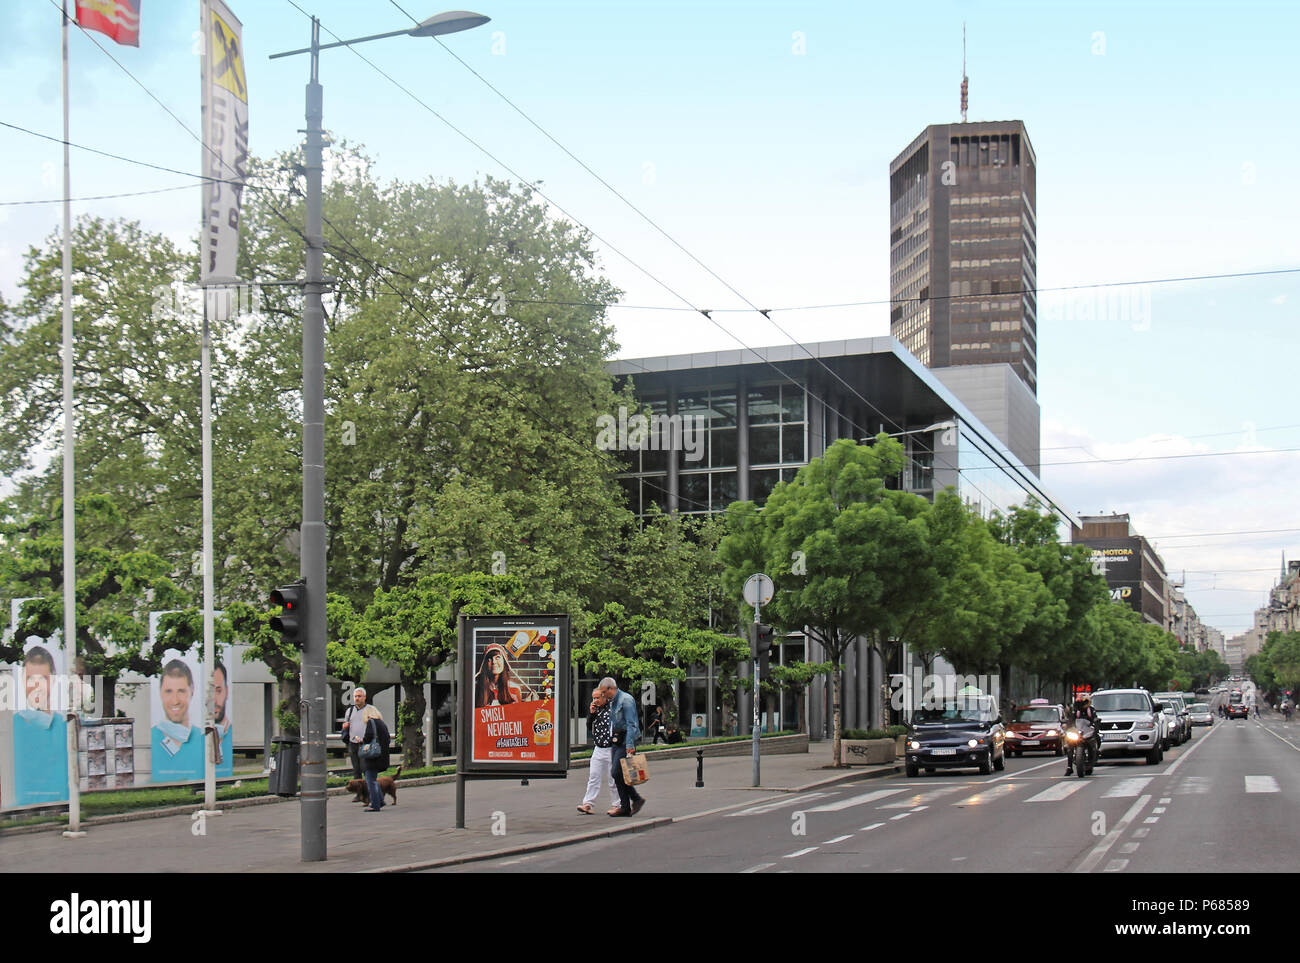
[922,419,958,433]
[410,10,491,37]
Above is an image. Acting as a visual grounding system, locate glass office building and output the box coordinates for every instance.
[608,337,1077,737]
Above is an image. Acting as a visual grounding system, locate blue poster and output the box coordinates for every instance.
[12,710,69,805]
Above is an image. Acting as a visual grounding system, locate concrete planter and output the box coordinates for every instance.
[839,738,896,765]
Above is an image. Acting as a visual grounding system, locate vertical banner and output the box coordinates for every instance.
[199,0,247,287]
[8,636,71,806]
[458,616,570,776]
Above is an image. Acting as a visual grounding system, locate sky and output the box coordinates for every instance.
[1,0,1297,639]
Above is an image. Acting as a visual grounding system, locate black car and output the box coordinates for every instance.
[905,694,1006,776]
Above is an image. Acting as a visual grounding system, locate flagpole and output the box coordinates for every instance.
[61,0,85,840]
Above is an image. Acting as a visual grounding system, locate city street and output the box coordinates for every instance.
[444,715,1300,873]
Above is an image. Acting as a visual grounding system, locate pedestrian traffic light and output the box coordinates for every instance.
[754,623,776,680]
[269,580,305,645]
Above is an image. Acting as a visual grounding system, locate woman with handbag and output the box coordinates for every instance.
[360,705,391,812]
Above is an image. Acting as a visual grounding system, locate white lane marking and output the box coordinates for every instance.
[911,805,929,812]
[741,863,775,874]
[784,847,818,859]
[1163,720,1222,776]
[953,783,1020,806]
[1143,816,1159,824]
[1119,842,1140,854]
[1074,794,1152,873]
[1102,777,1153,798]
[1025,781,1088,803]
[1152,806,1167,813]
[860,822,885,832]
[1245,775,1280,793]
[1132,828,1150,838]
[880,787,963,809]
[1159,797,1172,804]
[1173,776,1211,795]
[889,812,911,820]
[1253,721,1300,754]
[801,788,906,813]
[822,834,854,845]
[952,856,967,861]
[728,791,832,817]
[989,757,1062,781]
[499,855,537,865]
[1103,858,1129,873]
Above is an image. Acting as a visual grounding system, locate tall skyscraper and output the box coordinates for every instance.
[889,120,1038,394]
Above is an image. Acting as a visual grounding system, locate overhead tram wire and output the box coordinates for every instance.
[285,3,1029,516]
[0,183,196,206]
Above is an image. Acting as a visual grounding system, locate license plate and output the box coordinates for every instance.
[1021,739,1040,746]
[1102,732,1127,741]
[930,747,957,756]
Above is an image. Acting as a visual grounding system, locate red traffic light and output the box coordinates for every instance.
[269,580,305,641]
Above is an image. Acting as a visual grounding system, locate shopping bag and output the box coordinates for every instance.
[620,752,649,786]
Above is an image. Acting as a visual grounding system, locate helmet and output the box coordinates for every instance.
[1074,693,1091,707]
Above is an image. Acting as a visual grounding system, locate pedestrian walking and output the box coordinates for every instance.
[600,677,645,817]
[359,705,391,812]
[577,686,619,815]
[646,705,666,745]
[342,687,368,779]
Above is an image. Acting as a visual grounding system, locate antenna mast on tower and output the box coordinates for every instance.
[960,23,969,123]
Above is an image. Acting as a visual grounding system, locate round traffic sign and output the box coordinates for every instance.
[743,573,774,607]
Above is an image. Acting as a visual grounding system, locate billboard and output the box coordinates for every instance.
[458,615,569,776]
[150,646,233,783]
[1086,538,1142,615]
[6,636,71,806]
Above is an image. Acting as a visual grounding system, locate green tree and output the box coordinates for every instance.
[719,436,940,765]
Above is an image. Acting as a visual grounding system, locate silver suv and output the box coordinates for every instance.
[1091,688,1164,765]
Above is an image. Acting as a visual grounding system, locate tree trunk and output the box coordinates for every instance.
[401,679,426,768]
[101,674,118,718]
[831,663,843,767]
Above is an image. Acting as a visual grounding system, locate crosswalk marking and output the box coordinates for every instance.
[1102,777,1153,798]
[881,787,963,809]
[953,783,1020,806]
[728,791,832,817]
[802,788,905,813]
[1173,776,1211,795]
[1245,775,1280,793]
[1025,781,1088,803]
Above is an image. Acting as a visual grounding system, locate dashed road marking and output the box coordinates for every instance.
[784,847,818,859]
[859,822,885,832]
[729,791,832,817]
[1119,842,1140,854]
[1074,794,1152,874]
[881,787,963,809]
[1143,816,1159,824]
[741,863,775,874]
[1102,777,1152,798]
[1245,775,1280,793]
[1103,858,1129,872]
[822,834,853,845]
[1152,806,1166,813]
[889,812,911,821]
[1132,828,1150,838]
[1025,781,1087,803]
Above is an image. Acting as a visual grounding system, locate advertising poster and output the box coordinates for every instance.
[150,646,233,783]
[459,615,569,776]
[8,637,70,806]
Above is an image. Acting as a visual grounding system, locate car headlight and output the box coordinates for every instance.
[1005,731,1018,739]
[1134,719,1155,729]
[967,738,982,748]
[1045,729,1058,737]
[908,740,920,750]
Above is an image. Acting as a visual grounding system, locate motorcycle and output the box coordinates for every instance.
[1065,717,1098,778]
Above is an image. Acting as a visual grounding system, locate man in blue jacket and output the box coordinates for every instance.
[599,677,645,817]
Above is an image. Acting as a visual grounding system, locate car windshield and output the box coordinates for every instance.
[915,695,997,724]
[1189,704,1209,712]
[1092,693,1150,712]
[1013,708,1058,723]
[1230,693,1243,704]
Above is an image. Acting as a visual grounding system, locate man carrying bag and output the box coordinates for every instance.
[599,677,646,817]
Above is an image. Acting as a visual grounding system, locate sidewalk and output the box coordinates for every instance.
[0,747,898,873]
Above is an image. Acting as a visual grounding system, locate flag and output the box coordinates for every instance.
[74,0,141,47]
[200,0,247,286]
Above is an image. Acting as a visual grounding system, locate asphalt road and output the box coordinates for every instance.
[441,712,1300,873]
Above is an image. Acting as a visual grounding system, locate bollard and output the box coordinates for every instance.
[695,748,704,788]
[521,778,529,786]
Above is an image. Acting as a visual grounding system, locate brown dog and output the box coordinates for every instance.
[346,766,401,806]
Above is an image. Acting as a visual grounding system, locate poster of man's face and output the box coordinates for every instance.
[151,650,201,730]
[212,661,230,727]
[20,640,65,712]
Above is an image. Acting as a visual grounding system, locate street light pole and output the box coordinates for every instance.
[271,8,490,864]
[299,16,328,863]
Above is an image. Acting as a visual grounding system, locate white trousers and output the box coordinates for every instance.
[582,746,619,808]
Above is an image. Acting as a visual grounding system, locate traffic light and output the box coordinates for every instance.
[753,623,776,681]
[269,579,305,646]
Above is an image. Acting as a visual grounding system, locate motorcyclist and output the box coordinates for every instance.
[1065,693,1101,775]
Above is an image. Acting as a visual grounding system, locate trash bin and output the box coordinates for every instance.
[268,735,300,796]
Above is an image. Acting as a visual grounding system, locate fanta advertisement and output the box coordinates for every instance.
[468,625,559,765]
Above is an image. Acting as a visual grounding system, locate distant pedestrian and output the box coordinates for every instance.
[360,705,391,812]
[600,677,645,817]
[577,686,619,815]
[646,705,666,744]
[342,687,368,779]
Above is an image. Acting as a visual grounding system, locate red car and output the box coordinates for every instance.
[1004,700,1067,756]
[1226,692,1249,719]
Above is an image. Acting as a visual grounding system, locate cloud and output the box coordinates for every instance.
[1042,418,1299,638]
